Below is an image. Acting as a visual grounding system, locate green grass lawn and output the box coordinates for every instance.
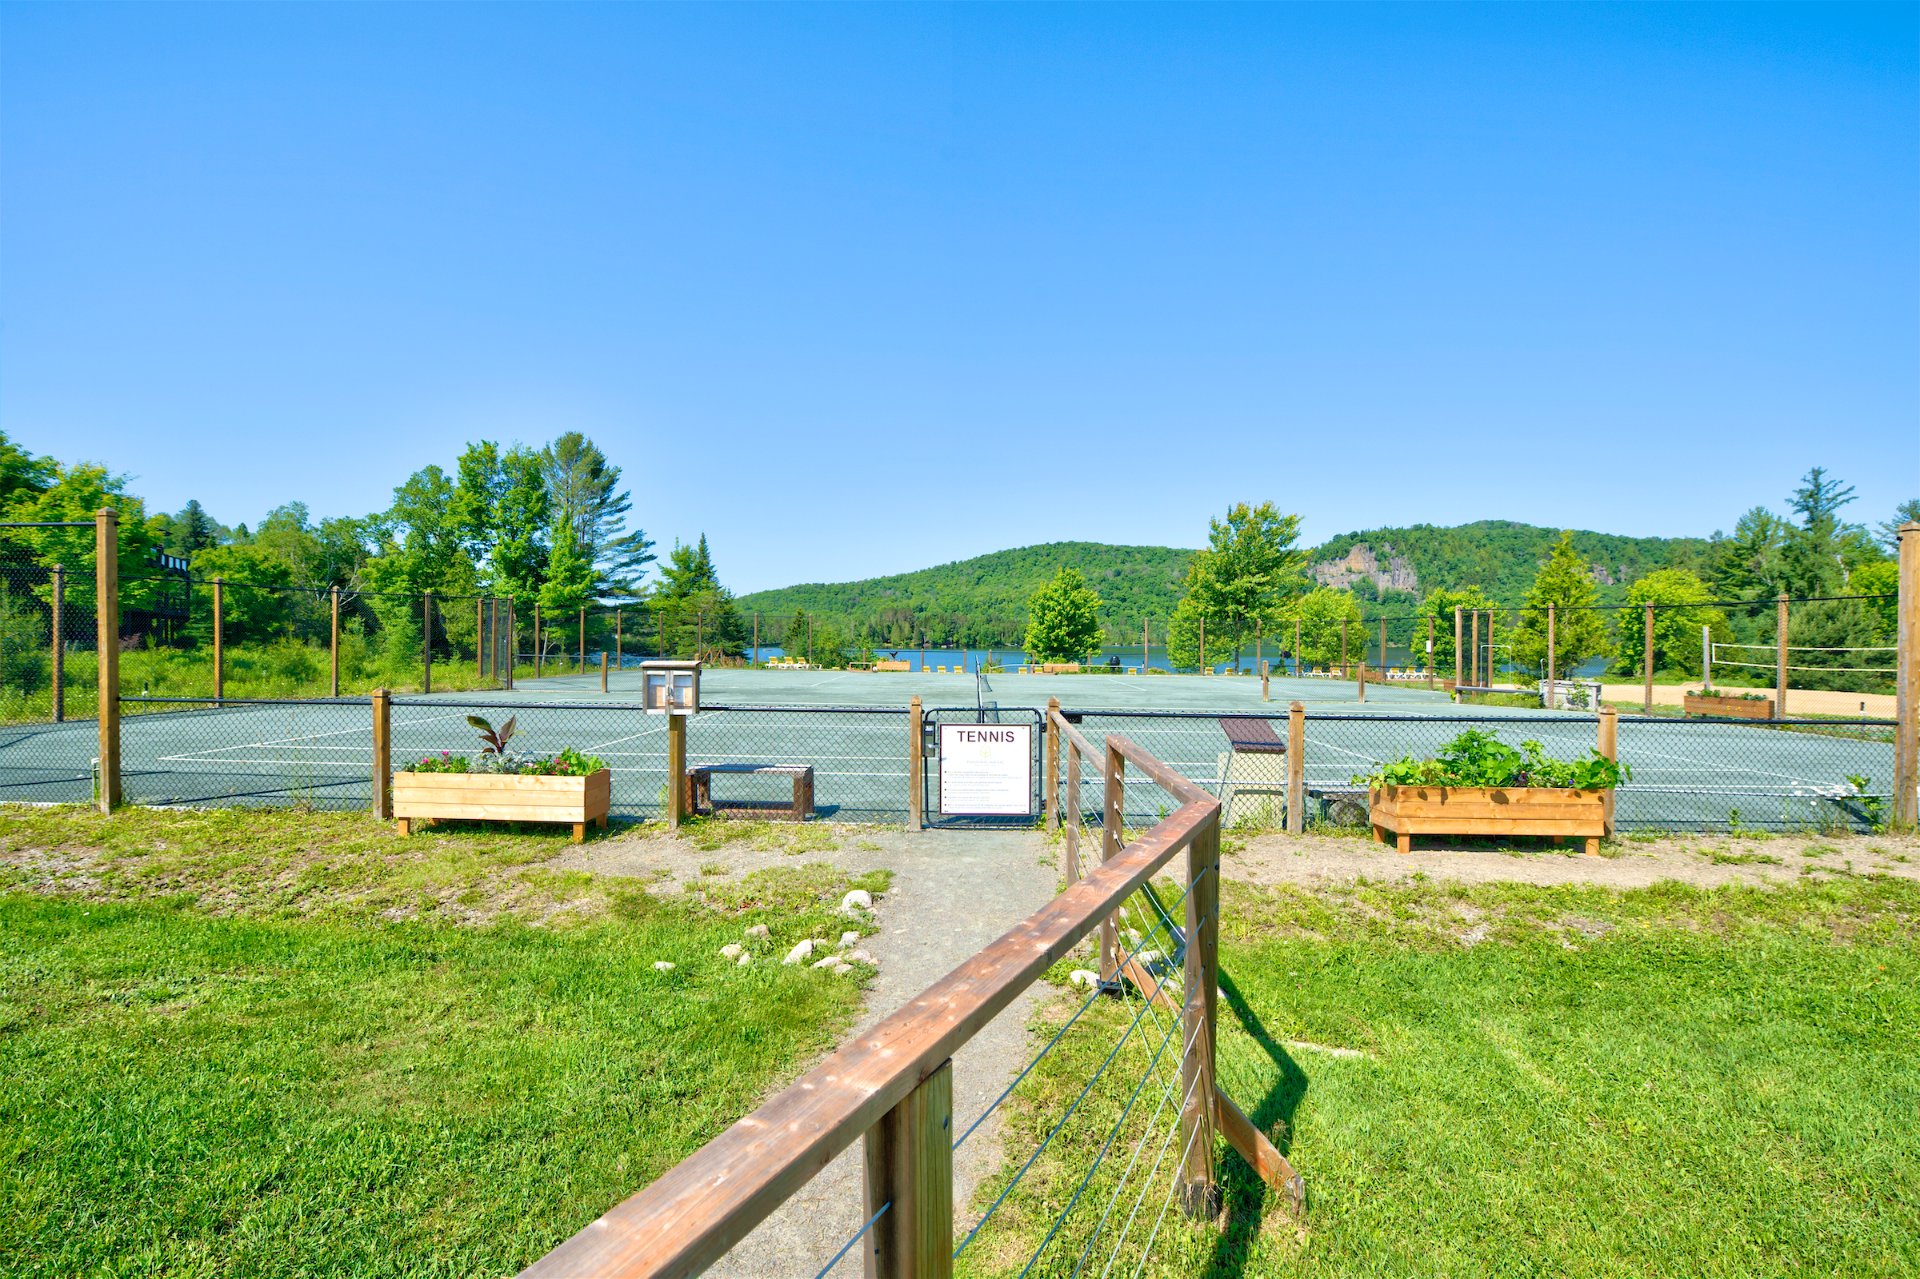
[962,875,1920,1278]
[0,807,887,1276]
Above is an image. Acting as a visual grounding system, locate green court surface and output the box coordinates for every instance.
[0,669,1894,832]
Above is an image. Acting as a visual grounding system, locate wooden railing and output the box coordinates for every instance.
[519,711,1296,1278]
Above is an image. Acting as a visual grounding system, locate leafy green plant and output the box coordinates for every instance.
[1355,728,1628,790]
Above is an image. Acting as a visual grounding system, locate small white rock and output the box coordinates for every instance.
[845,949,876,966]
[736,952,752,966]
[745,924,771,941]
[838,931,861,950]
[783,939,815,965]
[652,961,676,973]
[811,954,842,970]
[1069,969,1101,989]
[720,943,744,960]
[840,889,874,915]
[829,960,854,976]
[1125,928,1143,945]
[1139,950,1163,967]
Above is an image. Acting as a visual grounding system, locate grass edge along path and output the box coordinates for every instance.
[959,874,1920,1278]
[0,806,890,1277]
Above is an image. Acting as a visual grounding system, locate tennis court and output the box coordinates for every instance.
[0,668,1896,831]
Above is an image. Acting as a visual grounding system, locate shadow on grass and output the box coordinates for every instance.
[1208,968,1308,1277]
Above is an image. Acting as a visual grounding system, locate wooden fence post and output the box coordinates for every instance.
[95,509,120,812]
[506,601,515,691]
[211,576,225,708]
[1180,807,1221,1219]
[1260,660,1269,702]
[50,564,63,723]
[1143,617,1150,673]
[907,696,924,830]
[485,597,496,683]
[1597,706,1617,839]
[371,687,392,821]
[534,604,543,678]
[1357,658,1367,703]
[1287,701,1305,835]
[667,711,687,830]
[1546,603,1556,690]
[751,612,757,666]
[1379,616,1387,678]
[422,590,433,695]
[1339,618,1348,680]
[1255,618,1263,679]
[1101,742,1125,981]
[1469,610,1479,687]
[1776,593,1790,719]
[807,613,813,667]
[1064,740,1081,882]
[1894,522,1918,829]
[331,587,342,696]
[1641,603,1655,714]
[1198,615,1206,674]
[616,608,624,672]
[1453,607,1463,689]
[1293,617,1301,677]
[1488,610,1497,687]
[477,598,485,680]
[862,1058,953,1278]
[579,606,586,674]
[1045,697,1060,831]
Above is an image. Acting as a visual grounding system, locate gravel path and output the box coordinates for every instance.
[554,825,1059,1275]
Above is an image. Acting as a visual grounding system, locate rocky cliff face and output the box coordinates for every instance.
[1310,543,1420,593]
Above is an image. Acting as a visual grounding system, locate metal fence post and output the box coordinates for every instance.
[477,598,485,680]
[667,711,687,830]
[1338,617,1346,679]
[95,509,120,811]
[1426,614,1436,690]
[1101,742,1125,981]
[1775,592,1790,720]
[862,1058,953,1278]
[907,696,925,830]
[1597,707,1618,839]
[212,576,225,708]
[50,563,63,723]
[423,589,434,694]
[1287,701,1306,835]
[616,608,624,671]
[1180,807,1221,1219]
[579,606,586,674]
[1044,697,1060,831]
[371,687,392,820]
[1895,522,1919,829]
[330,586,341,696]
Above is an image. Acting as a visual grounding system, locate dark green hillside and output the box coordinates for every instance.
[736,542,1195,646]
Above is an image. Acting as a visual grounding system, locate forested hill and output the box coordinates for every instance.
[736,523,1713,644]
[736,542,1196,645]
[1309,521,1712,605]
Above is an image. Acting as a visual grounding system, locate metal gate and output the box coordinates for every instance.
[920,703,1043,828]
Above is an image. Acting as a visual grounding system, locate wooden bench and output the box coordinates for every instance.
[686,764,815,821]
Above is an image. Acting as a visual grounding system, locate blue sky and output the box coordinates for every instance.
[2,3,1914,592]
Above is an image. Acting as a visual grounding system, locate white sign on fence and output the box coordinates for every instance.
[938,723,1033,816]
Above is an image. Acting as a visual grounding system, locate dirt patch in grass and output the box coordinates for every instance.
[1223,827,1920,892]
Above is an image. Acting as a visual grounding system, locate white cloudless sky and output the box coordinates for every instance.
[3,2,1914,591]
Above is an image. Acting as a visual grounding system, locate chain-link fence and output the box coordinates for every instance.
[117,696,375,809]
[1059,708,1898,833]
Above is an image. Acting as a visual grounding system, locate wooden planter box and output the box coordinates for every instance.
[392,768,611,842]
[1684,693,1774,720]
[1369,784,1608,856]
